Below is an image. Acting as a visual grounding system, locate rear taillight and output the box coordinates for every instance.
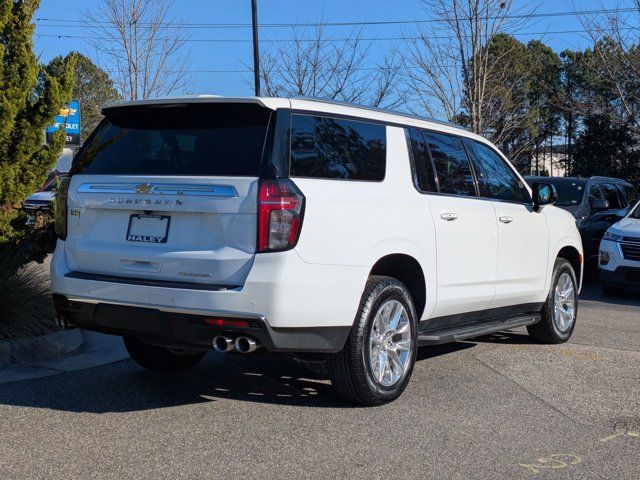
[54,175,71,240]
[257,178,305,252]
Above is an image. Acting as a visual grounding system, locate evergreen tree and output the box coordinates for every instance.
[526,40,562,173]
[470,34,562,172]
[0,0,75,242]
[573,115,640,187]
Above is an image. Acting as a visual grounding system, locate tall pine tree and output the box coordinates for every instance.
[0,0,75,242]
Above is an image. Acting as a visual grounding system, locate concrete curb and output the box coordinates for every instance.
[0,329,84,368]
[11,329,84,364]
[0,330,129,385]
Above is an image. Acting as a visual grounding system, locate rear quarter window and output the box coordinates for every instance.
[71,103,272,176]
[290,114,386,181]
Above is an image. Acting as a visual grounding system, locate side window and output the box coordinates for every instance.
[601,183,622,209]
[290,114,386,181]
[423,132,476,196]
[588,184,604,202]
[407,128,437,192]
[468,141,529,202]
[619,185,638,206]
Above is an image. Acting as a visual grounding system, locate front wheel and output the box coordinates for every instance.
[329,276,418,406]
[124,337,206,372]
[527,258,578,344]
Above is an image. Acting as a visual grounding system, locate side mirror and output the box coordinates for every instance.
[532,182,557,211]
[590,198,610,212]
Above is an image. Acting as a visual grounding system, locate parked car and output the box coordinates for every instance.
[22,148,75,224]
[525,176,638,267]
[51,96,583,406]
[598,200,640,295]
[22,171,58,224]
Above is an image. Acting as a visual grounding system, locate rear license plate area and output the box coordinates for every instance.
[126,215,170,243]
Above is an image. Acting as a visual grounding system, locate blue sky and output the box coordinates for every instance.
[33,0,600,97]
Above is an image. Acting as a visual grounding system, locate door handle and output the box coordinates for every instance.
[440,212,458,221]
[499,215,514,224]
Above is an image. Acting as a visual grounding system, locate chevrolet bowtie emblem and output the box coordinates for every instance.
[134,183,154,194]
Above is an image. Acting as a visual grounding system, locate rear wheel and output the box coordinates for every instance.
[329,276,418,406]
[124,337,206,372]
[527,258,578,344]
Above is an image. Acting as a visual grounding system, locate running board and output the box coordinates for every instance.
[418,314,541,346]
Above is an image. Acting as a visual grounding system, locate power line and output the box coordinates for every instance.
[33,7,639,29]
[95,66,452,74]
[35,26,634,44]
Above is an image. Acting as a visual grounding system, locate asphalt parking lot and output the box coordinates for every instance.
[0,282,639,480]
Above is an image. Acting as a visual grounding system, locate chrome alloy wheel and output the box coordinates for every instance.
[368,299,413,387]
[553,272,576,333]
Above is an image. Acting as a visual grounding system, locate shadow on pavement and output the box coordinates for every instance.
[472,330,537,345]
[416,341,476,360]
[579,281,640,308]
[0,333,531,414]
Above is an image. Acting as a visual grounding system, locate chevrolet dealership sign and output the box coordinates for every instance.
[46,99,81,145]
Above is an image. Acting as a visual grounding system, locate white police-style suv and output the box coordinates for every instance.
[51,96,583,405]
[599,200,640,295]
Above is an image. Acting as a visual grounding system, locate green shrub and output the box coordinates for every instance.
[0,221,58,340]
[0,1,76,243]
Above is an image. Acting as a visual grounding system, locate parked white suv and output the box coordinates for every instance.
[51,96,583,405]
[599,200,640,295]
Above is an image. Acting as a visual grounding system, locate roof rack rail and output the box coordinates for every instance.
[291,96,468,131]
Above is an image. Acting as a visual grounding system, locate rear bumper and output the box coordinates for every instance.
[51,240,367,352]
[53,295,350,352]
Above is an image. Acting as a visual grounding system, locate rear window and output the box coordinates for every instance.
[71,103,272,176]
[549,180,586,206]
[290,114,386,181]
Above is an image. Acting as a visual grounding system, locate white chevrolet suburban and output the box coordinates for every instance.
[51,96,583,405]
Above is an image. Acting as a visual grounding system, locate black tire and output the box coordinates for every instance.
[124,337,206,372]
[602,284,625,296]
[527,258,578,344]
[328,276,418,406]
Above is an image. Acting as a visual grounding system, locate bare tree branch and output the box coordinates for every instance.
[253,22,404,108]
[84,0,191,100]
[405,0,536,131]
[576,0,640,134]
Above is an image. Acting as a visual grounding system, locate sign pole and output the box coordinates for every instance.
[251,0,261,96]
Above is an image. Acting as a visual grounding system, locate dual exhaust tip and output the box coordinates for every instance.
[54,315,75,330]
[213,335,261,354]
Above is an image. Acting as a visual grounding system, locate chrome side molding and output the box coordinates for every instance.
[77,183,238,197]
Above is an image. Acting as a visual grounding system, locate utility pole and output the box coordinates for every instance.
[251,0,261,96]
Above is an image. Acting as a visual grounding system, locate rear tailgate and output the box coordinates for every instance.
[64,102,273,287]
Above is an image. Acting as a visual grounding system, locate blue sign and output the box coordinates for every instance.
[46,99,81,145]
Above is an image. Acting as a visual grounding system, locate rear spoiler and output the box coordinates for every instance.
[102,96,290,114]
